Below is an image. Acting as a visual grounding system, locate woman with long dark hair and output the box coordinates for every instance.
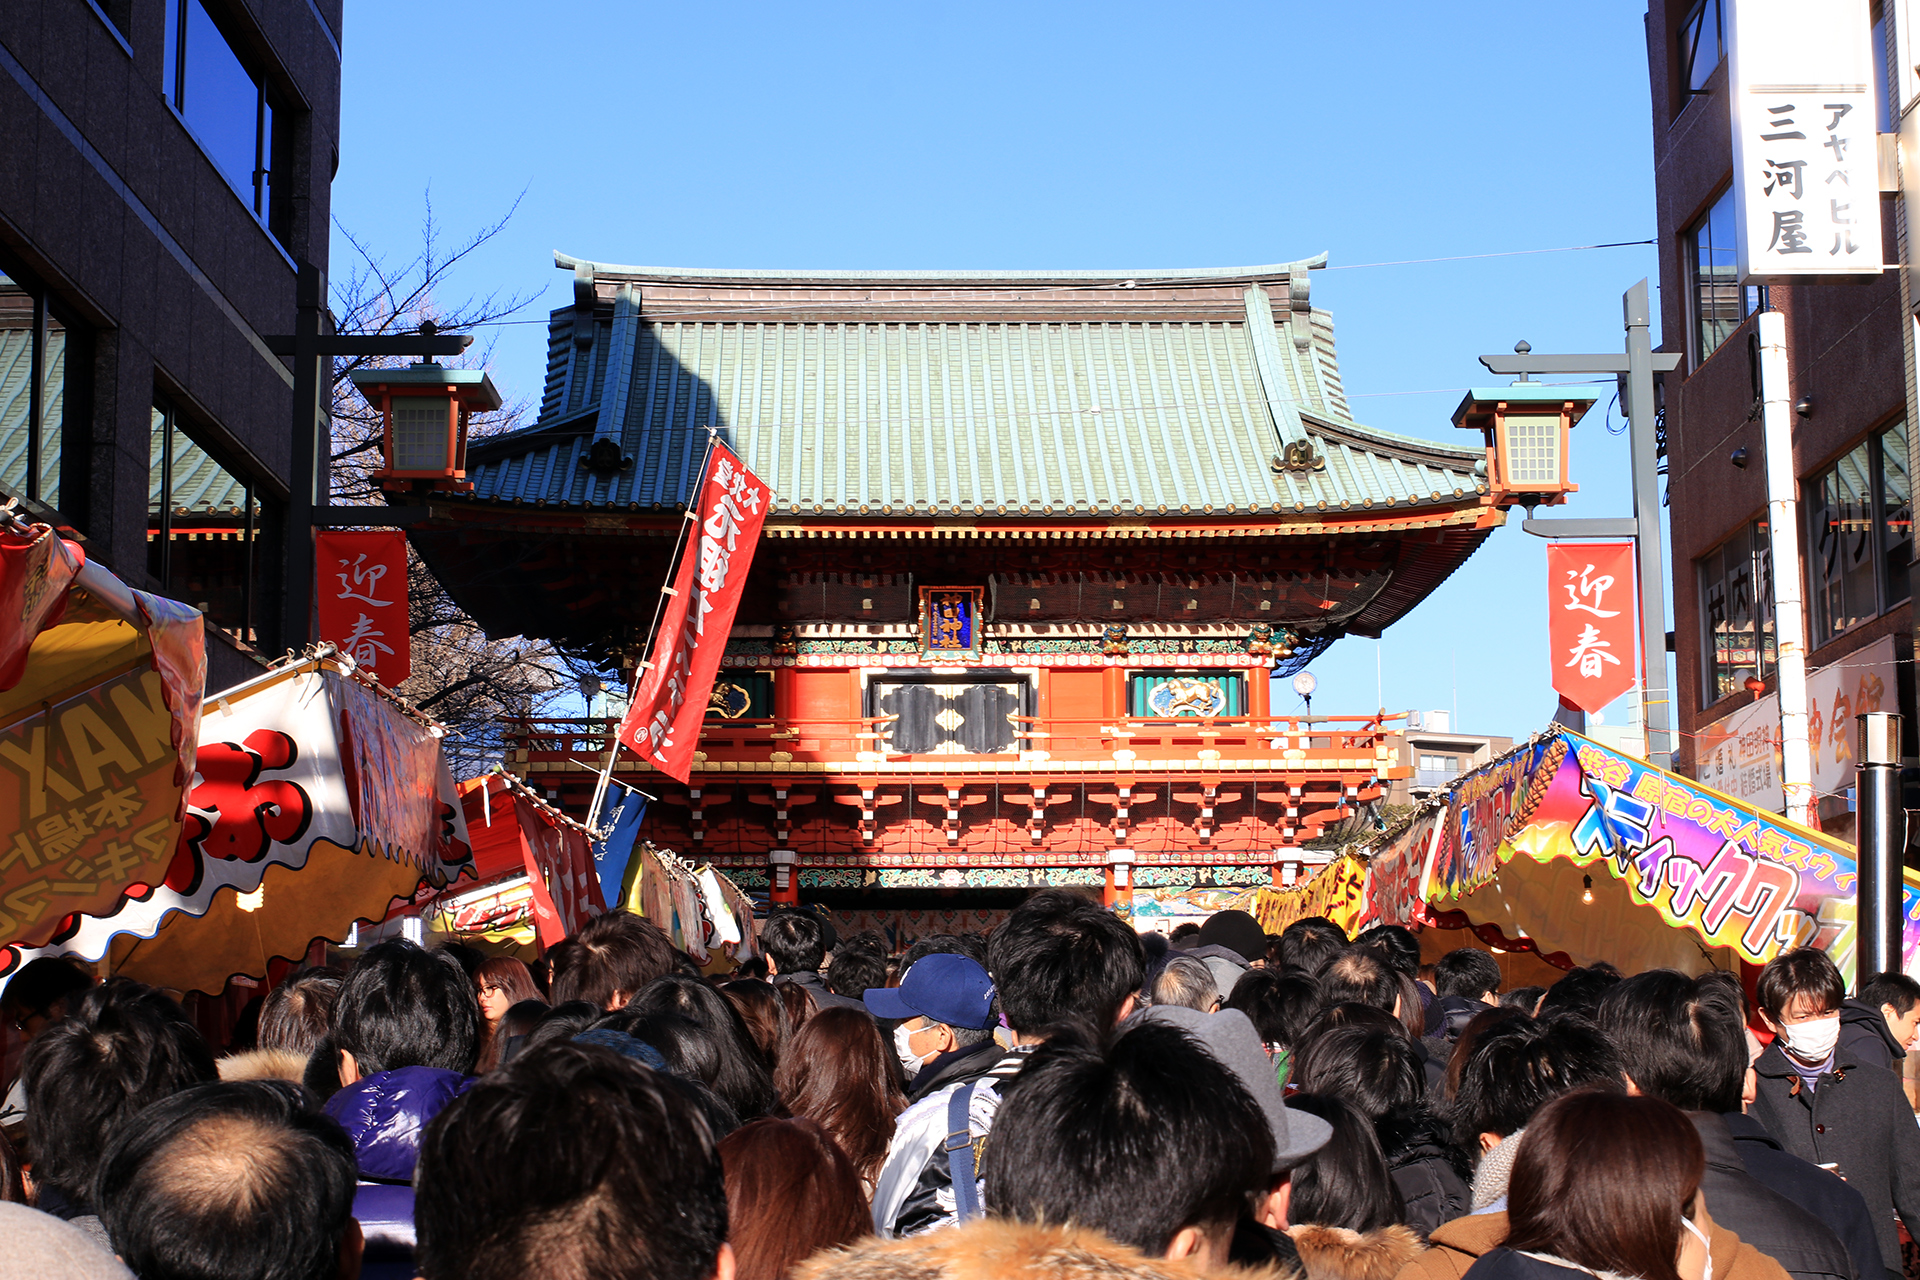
[617,975,779,1119]
[472,958,541,1072]
[1466,1091,1710,1280]
[773,1006,905,1192]
[720,1117,868,1280]
[722,978,790,1073]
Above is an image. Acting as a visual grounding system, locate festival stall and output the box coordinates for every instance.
[1,648,477,995]
[613,840,755,969]
[1,514,204,972]
[1296,726,1920,985]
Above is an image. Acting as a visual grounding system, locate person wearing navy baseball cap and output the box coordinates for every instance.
[863,954,1002,1102]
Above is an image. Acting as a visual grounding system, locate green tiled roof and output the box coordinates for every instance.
[463,258,1489,516]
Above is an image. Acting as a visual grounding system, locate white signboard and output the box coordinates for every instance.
[1695,635,1896,813]
[1729,0,1882,282]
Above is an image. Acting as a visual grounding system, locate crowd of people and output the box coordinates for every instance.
[2,888,1920,1280]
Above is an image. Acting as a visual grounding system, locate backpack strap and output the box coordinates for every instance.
[945,1081,982,1224]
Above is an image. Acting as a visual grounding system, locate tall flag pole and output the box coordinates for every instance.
[605,439,771,796]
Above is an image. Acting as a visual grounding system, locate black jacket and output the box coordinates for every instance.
[773,970,866,1013]
[1425,994,1484,1042]
[1838,999,1906,1074]
[1377,1107,1471,1236]
[905,1037,1004,1104]
[1462,1247,1596,1280]
[1724,1110,1886,1280]
[1750,1041,1920,1278]
[1687,1111,1854,1280]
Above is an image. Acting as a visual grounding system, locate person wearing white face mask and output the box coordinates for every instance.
[1748,947,1920,1280]
[860,953,1002,1103]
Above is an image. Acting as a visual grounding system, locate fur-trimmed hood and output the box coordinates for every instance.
[794,1218,1298,1280]
[1288,1225,1426,1280]
[216,1047,310,1085]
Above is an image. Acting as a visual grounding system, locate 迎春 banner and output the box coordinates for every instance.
[1546,541,1637,714]
[316,531,410,685]
[616,443,770,784]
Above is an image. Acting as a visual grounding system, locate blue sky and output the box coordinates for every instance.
[331,1,1664,741]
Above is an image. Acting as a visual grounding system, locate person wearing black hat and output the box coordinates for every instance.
[863,954,1003,1104]
[1181,909,1268,1001]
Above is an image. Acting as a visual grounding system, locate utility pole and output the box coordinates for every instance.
[265,262,471,653]
[1478,280,1681,769]
[1755,309,1815,827]
[1856,711,1906,981]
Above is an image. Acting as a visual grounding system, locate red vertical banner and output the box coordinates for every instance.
[1546,541,1638,714]
[616,443,770,784]
[315,531,411,685]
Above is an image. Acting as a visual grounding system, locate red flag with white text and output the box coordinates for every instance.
[1546,541,1637,714]
[616,444,769,783]
[316,531,411,685]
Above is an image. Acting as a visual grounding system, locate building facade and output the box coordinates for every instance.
[0,0,342,688]
[1383,713,1515,808]
[1647,0,1913,843]
[408,256,1559,921]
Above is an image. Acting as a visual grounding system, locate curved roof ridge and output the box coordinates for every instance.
[553,251,1330,285]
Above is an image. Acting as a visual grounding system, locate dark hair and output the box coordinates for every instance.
[522,1000,604,1054]
[986,889,1145,1035]
[1756,948,1847,1021]
[256,969,344,1058]
[773,1006,905,1185]
[1443,1005,1526,1100]
[1277,919,1348,976]
[414,1042,728,1280]
[762,911,828,976]
[0,955,92,1019]
[1507,1090,1705,1280]
[1451,1015,1623,1148]
[1352,925,1421,979]
[1168,922,1202,944]
[1293,1025,1423,1121]
[495,1000,548,1068]
[1303,1002,1408,1058]
[1434,948,1501,1000]
[1537,963,1625,1023]
[1861,971,1920,1014]
[1597,970,1748,1114]
[473,958,543,1072]
[1283,1093,1407,1232]
[22,980,217,1200]
[983,1021,1272,1257]
[1499,986,1546,1014]
[93,1080,357,1280]
[721,979,790,1072]
[332,939,480,1076]
[720,1118,867,1280]
[901,932,988,976]
[0,1126,23,1203]
[545,910,679,1010]
[1224,969,1325,1050]
[1320,951,1400,1014]
[825,946,888,1000]
[616,975,778,1118]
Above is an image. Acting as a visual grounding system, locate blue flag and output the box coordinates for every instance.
[594,791,648,908]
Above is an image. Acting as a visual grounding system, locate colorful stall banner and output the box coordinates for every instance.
[1694,635,1896,814]
[316,531,410,685]
[1425,728,1920,984]
[1250,853,1371,937]
[0,522,82,691]
[1356,809,1443,931]
[1423,741,1545,902]
[1546,542,1637,713]
[0,587,204,952]
[1,659,474,993]
[617,444,770,783]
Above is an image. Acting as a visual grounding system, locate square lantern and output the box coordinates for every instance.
[351,361,502,494]
[1450,385,1598,509]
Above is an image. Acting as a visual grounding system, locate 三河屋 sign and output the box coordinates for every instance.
[1728,0,1883,282]
[1547,542,1638,714]
[616,443,771,785]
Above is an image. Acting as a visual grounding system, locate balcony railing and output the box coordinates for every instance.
[506,712,1409,777]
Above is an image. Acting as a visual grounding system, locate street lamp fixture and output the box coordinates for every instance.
[1451,385,1598,509]
[351,358,501,495]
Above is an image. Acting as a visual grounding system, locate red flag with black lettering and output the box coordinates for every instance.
[616,444,769,784]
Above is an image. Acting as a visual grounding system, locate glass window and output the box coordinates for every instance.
[0,270,68,511]
[1699,518,1776,704]
[1808,421,1911,646]
[1687,188,1766,363]
[149,401,270,645]
[1681,0,1722,95]
[163,0,277,229]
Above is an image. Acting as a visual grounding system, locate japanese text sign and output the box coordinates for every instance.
[316,531,410,685]
[617,443,770,784]
[1729,0,1883,282]
[1546,542,1638,714]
